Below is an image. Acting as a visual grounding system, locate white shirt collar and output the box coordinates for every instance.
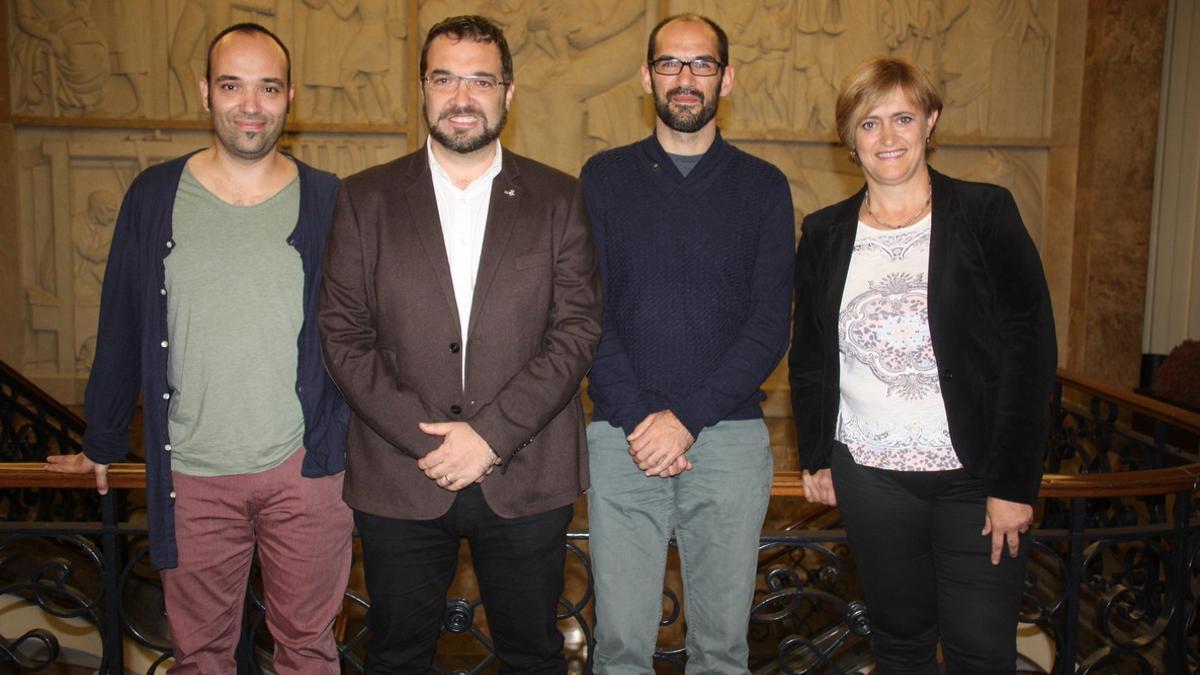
[426,137,504,194]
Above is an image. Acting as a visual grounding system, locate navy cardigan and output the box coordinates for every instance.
[789,167,1057,505]
[81,152,348,569]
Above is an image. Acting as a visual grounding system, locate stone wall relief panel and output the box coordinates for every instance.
[9,0,167,119]
[671,0,1055,141]
[14,126,400,395]
[7,1,407,124]
[18,129,209,384]
[281,131,407,177]
[419,0,655,174]
[293,0,407,124]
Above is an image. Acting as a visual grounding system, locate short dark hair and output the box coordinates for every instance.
[206,22,292,86]
[420,15,513,84]
[646,14,729,65]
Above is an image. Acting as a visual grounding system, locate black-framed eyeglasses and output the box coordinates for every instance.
[648,57,725,77]
[421,73,510,93]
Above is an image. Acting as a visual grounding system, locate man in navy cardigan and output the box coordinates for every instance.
[580,13,795,673]
[46,24,351,674]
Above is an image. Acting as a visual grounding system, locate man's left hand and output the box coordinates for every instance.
[982,496,1034,565]
[417,422,499,491]
[627,410,695,476]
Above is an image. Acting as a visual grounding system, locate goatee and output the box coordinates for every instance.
[654,85,719,133]
[427,105,507,154]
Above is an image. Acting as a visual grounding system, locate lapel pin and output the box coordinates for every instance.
[504,188,516,197]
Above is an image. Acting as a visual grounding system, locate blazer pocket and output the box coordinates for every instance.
[515,250,551,270]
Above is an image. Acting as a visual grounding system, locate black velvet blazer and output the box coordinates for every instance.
[789,167,1057,505]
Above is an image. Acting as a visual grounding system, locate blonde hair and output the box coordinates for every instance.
[836,57,943,163]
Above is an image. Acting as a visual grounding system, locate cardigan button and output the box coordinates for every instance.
[169,491,176,499]
[164,444,172,451]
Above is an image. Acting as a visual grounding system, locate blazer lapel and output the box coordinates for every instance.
[466,155,521,342]
[826,189,864,319]
[403,156,462,334]
[926,167,955,335]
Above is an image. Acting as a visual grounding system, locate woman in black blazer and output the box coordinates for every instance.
[789,57,1057,674]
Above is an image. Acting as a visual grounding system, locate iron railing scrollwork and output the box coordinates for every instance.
[1,363,1199,673]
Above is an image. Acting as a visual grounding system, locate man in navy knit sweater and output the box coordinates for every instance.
[580,13,795,674]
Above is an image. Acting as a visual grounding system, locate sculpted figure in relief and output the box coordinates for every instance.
[12,0,112,116]
[72,189,119,302]
[730,0,794,130]
[421,0,646,172]
[940,0,1050,137]
[168,0,208,117]
[339,0,407,124]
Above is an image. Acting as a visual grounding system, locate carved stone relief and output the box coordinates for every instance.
[17,128,405,382]
[675,0,1054,139]
[419,0,653,173]
[294,0,407,124]
[281,131,407,177]
[7,1,406,124]
[19,130,209,378]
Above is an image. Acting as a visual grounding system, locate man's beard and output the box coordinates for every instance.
[653,84,719,133]
[426,104,507,154]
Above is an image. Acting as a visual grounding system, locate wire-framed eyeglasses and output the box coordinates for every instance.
[422,73,509,93]
[648,57,725,77]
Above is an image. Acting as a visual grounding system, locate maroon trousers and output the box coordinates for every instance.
[161,448,353,674]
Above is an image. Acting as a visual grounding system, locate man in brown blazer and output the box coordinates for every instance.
[318,14,602,674]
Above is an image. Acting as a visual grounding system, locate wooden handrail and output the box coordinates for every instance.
[0,463,148,490]
[3,367,1198,500]
[1057,367,1200,435]
[3,465,1196,500]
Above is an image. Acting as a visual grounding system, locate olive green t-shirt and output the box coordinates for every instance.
[164,167,304,476]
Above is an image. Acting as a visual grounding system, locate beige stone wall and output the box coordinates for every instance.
[0,0,1166,402]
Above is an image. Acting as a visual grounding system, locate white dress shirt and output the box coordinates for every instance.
[427,139,504,388]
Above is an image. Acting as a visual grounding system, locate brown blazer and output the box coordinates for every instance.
[319,147,602,520]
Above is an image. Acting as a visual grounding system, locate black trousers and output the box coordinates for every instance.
[354,485,573,674]
[831,445,1029,675]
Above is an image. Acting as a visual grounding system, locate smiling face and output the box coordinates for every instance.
[422,34,512,155]
[642,19,733,134]
[200,31,293,162]
[852,86,938,189]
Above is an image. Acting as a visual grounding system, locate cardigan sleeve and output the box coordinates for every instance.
[81,180,148,465]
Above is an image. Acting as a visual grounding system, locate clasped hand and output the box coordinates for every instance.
[417,421,499,492]
[627,410,694,478]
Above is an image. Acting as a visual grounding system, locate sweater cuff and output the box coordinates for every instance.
[672,403,710,441]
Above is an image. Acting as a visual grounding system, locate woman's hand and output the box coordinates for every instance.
[982,496,1033,565]
[802,468,837,506]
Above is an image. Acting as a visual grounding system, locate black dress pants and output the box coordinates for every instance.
[355,484,573,674]
[831,445,1029,675]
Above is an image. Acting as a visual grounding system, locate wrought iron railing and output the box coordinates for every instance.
[2,360,1198,673]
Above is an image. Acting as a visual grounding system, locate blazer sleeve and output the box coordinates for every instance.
[980,188,1057,504]
[318,181,440,458]
[789,215,834,473]
[469,182,603,461]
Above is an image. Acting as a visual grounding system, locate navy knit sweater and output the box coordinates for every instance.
[581,133,795,438]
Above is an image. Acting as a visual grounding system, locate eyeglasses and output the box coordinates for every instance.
[422,73,509,93]
[648,57,725,77]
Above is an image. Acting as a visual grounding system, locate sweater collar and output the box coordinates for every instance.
[638,130,730,184]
